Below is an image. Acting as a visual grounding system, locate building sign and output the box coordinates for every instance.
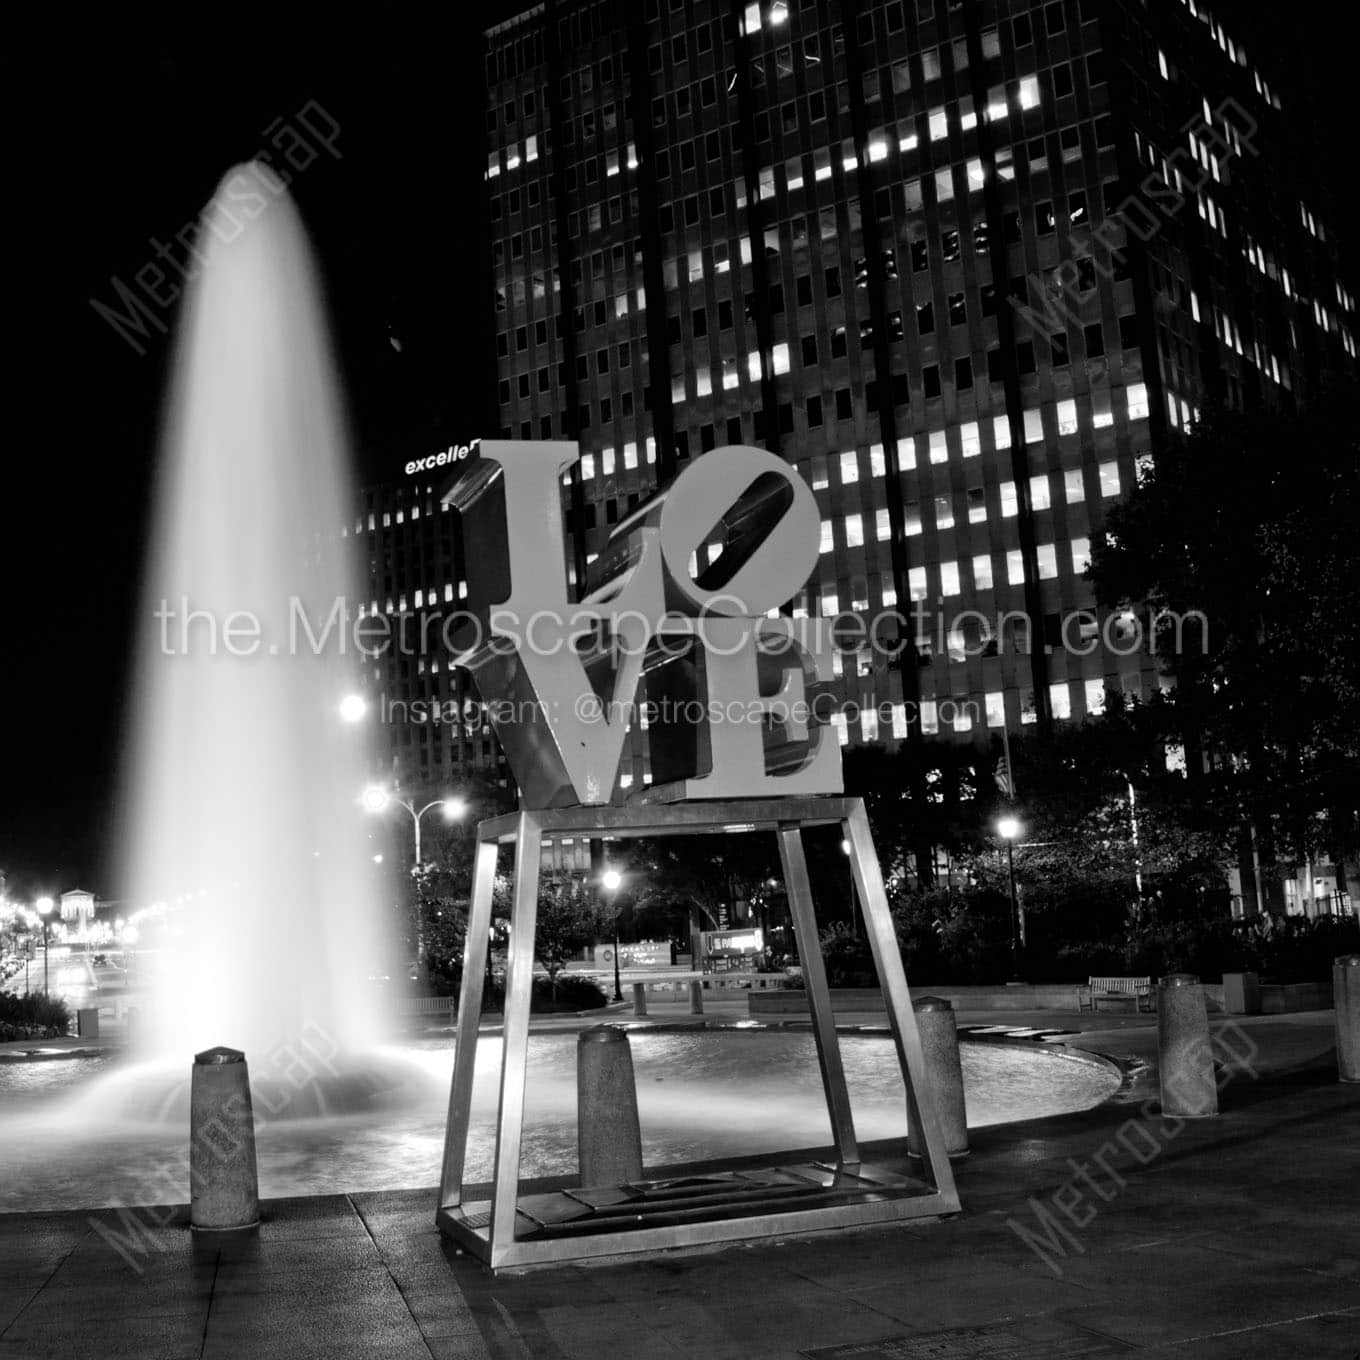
[444,441,843,809]
[593,940,672,968]
[405,439,481,477]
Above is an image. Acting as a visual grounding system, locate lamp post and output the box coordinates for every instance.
[363,786,468,964]
[36,896,55,996]
[602,868,623,1002]
[996,817,1022,981]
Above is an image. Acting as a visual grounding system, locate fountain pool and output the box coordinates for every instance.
[0,1029,1118,1212]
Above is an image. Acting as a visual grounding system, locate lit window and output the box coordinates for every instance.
[1098,461,1121,497]
[840,451,858,483]
[581,454,596,480]
[845,514,864,547]
[1049,682,1072,721]
[993,415,1012,449]
[867,136,889,163]
[870,443,886,475]
[1092,393,1114,428]
[966,157,985,189]
[831,712,848,746]
[940,560,960,595]
[696,369,712,396]
[972,554,994,590]
[920,701,939,735]
[1036,543,1058,579]
[772,342,790,375]
[909,566,928,600]
[1006,550,1026,585]
[929,430,948,463]
[905,503,922,535]
[929,107,948,140]
[1056,399,1078,435]
[891,703,908,739]
[953,703,973,732]
[820,520,834,553]
[1085,678,1106,715]
[1000,481,1018,517]
[986,691,1006,727]
[623,443,638,470]
[861,707,879,742]
[1071,537,1090,573]
[1018,75,1041,109]
[876,509,890,541]
[935,495,954,529]
[960,421,981,457]
[1029,474,1051,510]
[1064,469,1084,503]
[1126,382,1150,419]
[1023,408,1044,443]
[821,591,839,616]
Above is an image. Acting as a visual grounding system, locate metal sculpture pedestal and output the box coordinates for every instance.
[436,796,960,1270]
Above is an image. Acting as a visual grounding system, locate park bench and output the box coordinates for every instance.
[1081,975,1152,1013]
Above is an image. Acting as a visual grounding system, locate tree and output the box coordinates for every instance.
[622,834,779,938]
[533,877,604,997]
[1090,390,1360,901]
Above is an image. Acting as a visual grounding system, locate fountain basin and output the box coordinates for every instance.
[0,1027,1117,1212]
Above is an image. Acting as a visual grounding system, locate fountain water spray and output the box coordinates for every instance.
[120,162,387,1067]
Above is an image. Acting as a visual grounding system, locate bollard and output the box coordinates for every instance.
[1157,974,1218,1117]
[1222,971,1260,1016]
[631,981,648,1017]
[1334,954,1360,1083]
[688,979,704,1015]
[77,1008,100,1040]
[190,1046,260,1230]
[907,997,968,1158]
[577,1025,644,1187]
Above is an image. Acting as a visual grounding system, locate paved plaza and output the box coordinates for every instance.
[1,1010,1356,1359]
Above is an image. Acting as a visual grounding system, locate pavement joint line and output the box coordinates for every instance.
[347,1192,491,1360]
[0,1231,86,1340]
[196,1247,220,1360]
[1168,1302,1360,1347]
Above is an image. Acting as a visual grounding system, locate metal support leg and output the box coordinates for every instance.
[437,835,500,1211]
[487,812,542,1267]
[842,801,959,1210]
[777,824,859,1166]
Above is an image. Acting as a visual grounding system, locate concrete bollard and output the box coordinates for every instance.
[631,981,648,1017]
[688,979,704,1015]
[907,997,968,1159]
[577,1025,643,1187]
[1222,972,1260,1016]
[1157,974,1218,1117]
[190,1046,260,1230]
[1334,954,1360,1083]
[77,1008,100,1040]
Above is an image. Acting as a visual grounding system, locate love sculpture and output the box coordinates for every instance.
[435,441,960,1269]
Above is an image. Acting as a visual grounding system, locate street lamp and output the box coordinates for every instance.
[36,896,54,996]
[602,868,623,1002]
[997,816,1022,981]
[363,786,468,962]
[338,693,368,723]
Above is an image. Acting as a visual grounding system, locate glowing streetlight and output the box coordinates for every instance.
[36,896,55,995]
[338,693,368,723]
[996,816,1023,981]
[363,787,470,962]
[601,869,624,1001]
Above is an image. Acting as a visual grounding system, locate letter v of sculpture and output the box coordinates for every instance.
[434,440,960,1269]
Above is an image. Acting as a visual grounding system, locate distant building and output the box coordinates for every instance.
[59,888,96,927]
[476,0,1352,789]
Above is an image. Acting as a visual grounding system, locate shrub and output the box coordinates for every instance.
[476,975,609,1014]
[0,991,70,1039]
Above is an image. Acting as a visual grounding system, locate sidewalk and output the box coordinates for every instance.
[1,1012,1355,1357]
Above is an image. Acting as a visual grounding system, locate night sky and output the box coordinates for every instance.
[0,8,1355,899]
